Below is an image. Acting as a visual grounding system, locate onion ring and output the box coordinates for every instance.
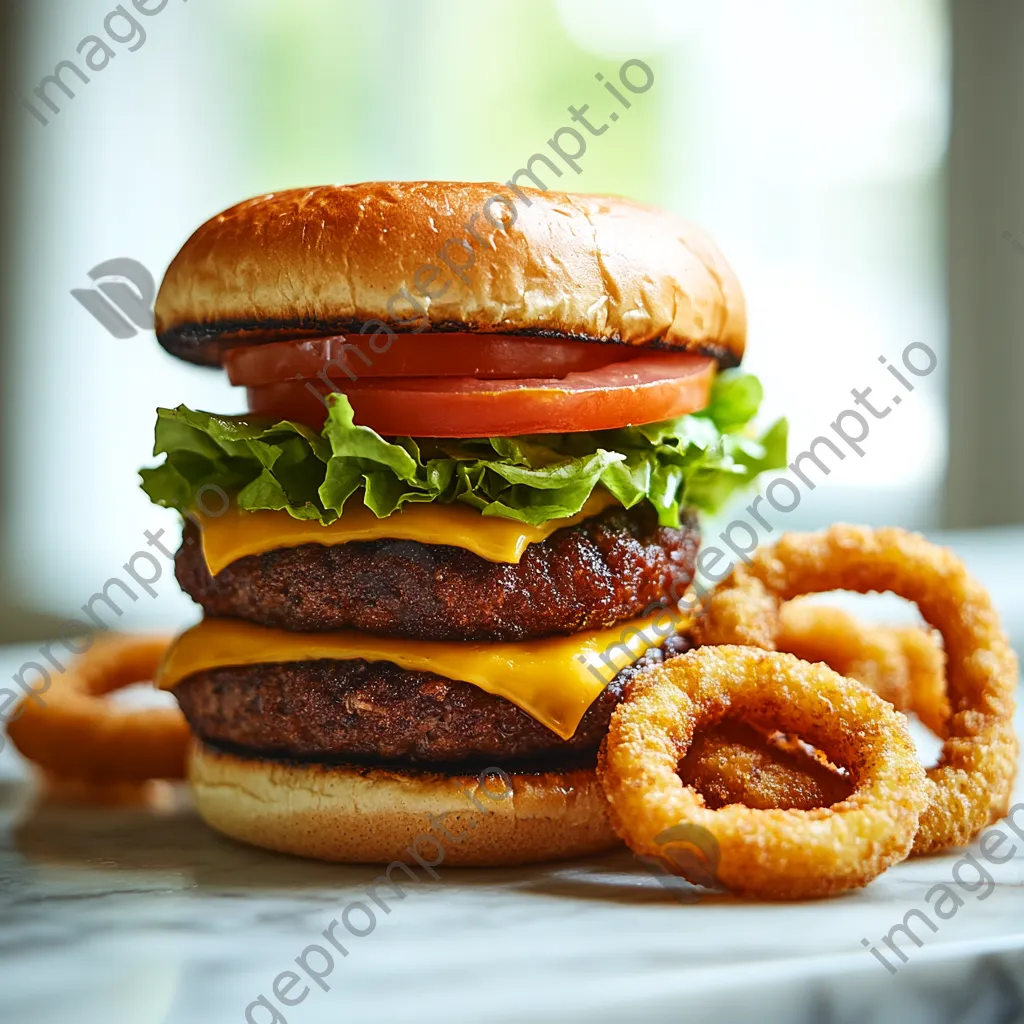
[777,602,912,709]
[686,603,947,813]
[692,572,779,649]
[693,525,1018,855]
[776,601,948,730]
[7,635,186,783]
[598,645,928,899]
[894,624,951,738]
[680,719,853,811]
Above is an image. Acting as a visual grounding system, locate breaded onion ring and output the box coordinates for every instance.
[7,635,185,783]
[598,645,928,899]
[695,526,1018,855]
[776,601,948,729]
[693,573,779,649]
[680,719,853,811]
[777,602,913,709]
[894,624,950,738]
[688,603,947,813]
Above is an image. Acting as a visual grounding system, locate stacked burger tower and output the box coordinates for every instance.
[144,182,785,865]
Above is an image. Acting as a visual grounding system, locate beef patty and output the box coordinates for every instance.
[176,503,699,641]
[174,634,693,769]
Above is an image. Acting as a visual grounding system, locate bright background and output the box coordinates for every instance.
[0,0,1019,637]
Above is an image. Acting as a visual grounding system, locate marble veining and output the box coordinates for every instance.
[2,667,1023,1022]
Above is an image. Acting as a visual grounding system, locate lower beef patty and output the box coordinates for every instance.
[175,634,693,770]
[176,503,699,642]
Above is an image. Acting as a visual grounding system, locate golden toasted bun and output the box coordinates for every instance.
[188,742,620,866]
[155,181,746,367]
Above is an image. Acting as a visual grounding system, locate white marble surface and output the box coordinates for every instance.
[2,528,1024,1024]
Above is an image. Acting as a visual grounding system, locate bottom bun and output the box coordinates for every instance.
[188,741,620,865]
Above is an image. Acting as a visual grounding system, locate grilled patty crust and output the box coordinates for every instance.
[174,634,693,769]
[176,503,699,641]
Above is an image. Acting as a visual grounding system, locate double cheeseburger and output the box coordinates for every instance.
[144,182,785,865]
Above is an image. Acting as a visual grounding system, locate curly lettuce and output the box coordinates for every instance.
[139,370,787,528]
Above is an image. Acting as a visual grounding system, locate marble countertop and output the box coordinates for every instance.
[2,528,1024,1024]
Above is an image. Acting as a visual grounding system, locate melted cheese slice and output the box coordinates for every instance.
[198,490,619,575]
[157,609,691,740]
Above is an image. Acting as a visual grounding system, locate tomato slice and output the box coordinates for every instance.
[246,353,716,437]
[224,333,636,385]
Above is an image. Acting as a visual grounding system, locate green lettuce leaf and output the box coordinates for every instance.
[140,369,787,528]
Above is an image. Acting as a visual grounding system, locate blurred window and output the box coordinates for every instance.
[3,0,950,626]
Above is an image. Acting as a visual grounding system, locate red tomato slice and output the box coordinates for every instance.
[246,353,716,437]
[224,333,636,385]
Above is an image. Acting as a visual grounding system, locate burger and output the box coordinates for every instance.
[142,181,785,865]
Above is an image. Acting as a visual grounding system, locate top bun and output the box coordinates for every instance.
[155,182,746,367]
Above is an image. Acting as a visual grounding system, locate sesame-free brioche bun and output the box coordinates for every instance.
[155,181,746,368]
[189,742,620,866]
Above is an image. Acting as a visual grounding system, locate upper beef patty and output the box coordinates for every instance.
[176,503,698,641]
[173,634,693,769]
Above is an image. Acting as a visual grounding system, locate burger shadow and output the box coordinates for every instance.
[8,789,739,904]
[501,849,739,907]
[7,780,752,905]
[5,778,402,893]
[7,781,667,898]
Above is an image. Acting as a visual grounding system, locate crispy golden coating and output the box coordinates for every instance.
[894,623,951,738]
[598,645,928,900]
[694,525,1018,855]
[680,719,853,811]
[692,573,778,649]
[777,601,949,729]
[7,635,186,783]
[688,602,947,815]
[777,602,913,709]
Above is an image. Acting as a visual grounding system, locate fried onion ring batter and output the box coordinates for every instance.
[680,719,853,811]
[777,601,948,729]
[598,645,928,899]
[894,623,951,738]
[693,526,1018,855]
[7,635,185,783]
